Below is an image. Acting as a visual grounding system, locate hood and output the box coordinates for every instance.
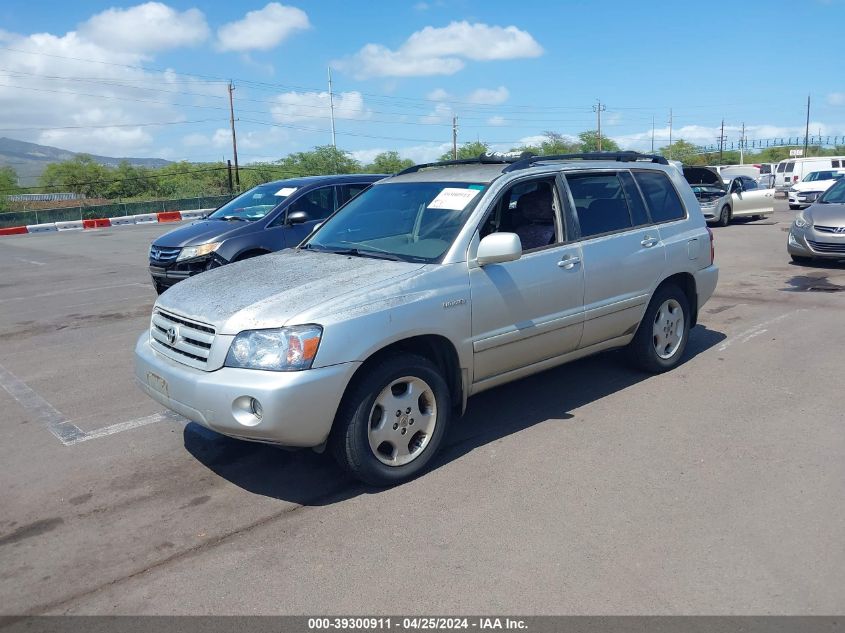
[153,219,255,247]
[804,202,845,225]
[792,180,836,192]
[155,249,427,333]
[683,167,725,189]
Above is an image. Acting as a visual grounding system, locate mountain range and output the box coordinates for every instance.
[0,137,172,186]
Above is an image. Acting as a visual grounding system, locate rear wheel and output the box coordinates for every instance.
[626,284,691,373]
[717,205,731,227]
[330,354,451,486]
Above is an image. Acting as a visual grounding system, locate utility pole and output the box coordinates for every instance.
[227,81,240,189]
[803,94,810,157]
[227,160,233,194]
[452,114,458,159]
[668,108,673,158]
[740,122,745,165]
[593,99,606,151]
[718,119,726,166]
[651,116,655,153]
[327,66,336,149]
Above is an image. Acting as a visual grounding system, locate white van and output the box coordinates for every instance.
[775,156,845,191]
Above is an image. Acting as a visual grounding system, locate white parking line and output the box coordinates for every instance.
[717,309,807,352]
[15,257,46,266]
[0,361,181,445]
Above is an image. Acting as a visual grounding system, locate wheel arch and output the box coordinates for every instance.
[232,247,271,262]
[655,272,698,327]
[339,334,465,420]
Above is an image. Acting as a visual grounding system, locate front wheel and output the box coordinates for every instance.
[789,204,800,211]
[331,354,451,486]
[717,205,731,227]
[791,254,812,264]
[626,284,691,373]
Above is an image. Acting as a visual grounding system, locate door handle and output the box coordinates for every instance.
[641,236,659,248]
[558,255,581,269]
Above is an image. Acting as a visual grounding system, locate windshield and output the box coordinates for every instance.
[303,181,486,263]
[804,171,837,182]
[208,182,298,221]
[818,178,845,204]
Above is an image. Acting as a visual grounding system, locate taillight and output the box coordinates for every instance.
[793,175,799,182]
[707,227,714,264]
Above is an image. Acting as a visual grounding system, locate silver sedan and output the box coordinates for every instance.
[787,178,845,263]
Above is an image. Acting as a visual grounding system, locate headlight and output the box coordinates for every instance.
[225,325,322,371]
[177,242,222,261]
[794,214,811,228]
[788,187,798,193]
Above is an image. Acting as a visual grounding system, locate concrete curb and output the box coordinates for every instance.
[0,208,213,237]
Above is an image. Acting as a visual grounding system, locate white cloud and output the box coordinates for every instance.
[420,102,452,125]
[79,2,209,54]
[487,116,506,126]
[467,86,510,105]
[428,86,510,105]
[271,90,370,123]
[335,21,542,79]
[827,92,845,106]
[0,7,223,158]
[217,3,310,52]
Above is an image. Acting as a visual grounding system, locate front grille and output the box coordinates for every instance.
[813,225,845,234]
[149,245,181,263]
[807,240,845,254]
[150,309,215,367]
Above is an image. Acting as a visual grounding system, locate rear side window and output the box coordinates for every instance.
[785,162,795,173]
[833,160,841,168]
[566,173,633,238]
[633,171,686,223]
[776,163,786,173]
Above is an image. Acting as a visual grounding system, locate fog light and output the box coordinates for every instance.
[250,397,263,419]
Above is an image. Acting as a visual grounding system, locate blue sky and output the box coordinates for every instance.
[1,0,844,174]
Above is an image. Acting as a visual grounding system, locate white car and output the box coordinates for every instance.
[788,169,845,210]
[684,168,774,226]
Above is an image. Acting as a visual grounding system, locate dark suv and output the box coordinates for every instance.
[148,174,385,293]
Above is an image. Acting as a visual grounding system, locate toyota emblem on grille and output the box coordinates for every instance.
[165,326,178,345]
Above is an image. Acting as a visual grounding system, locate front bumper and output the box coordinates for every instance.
[134,332,360,447]
[699,202,718,221]
[149,254,226,289]
[787,226,845,260]
[788,191,821,208]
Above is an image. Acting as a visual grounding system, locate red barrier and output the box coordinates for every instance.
[157,211,182,222]
[0,226,28,236]
[82,218,112,229]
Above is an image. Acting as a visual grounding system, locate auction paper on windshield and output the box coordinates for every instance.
[427,188,481,210]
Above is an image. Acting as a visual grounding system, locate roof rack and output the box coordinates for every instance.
[395,152,534,176]
[502,151,668,173]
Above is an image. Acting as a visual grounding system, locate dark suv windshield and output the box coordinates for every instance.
[208,183,298,221]
[818,178,845,204]
[805,171,837,182]
[304,181,486,263]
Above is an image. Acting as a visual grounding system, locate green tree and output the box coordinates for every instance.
[278,145,362,176]
[511,131,580,156]
[365,151,414,174]
[40,154,109,198]
[577,130,621,153]
[0,166,19,211]
[439,140,490,161]
[659,139,701,163]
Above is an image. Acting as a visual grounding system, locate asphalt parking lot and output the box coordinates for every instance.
[1,201,843,615]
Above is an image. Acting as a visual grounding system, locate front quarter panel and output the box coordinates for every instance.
[294,264,474,380]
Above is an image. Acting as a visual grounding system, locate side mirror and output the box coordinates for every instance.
[477,233,522,266]
[287,210,309,225]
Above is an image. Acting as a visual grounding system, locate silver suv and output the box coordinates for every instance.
[135,152,718,485]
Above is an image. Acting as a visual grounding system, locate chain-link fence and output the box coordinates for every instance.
[0,195,234,228]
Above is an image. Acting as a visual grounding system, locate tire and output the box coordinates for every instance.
[330,353,452,486]
[233,250,268,262]
[153,281,166,295]
[626,283,691,374]
[789,204,800,211]
[716,205,731,227]
[790,254,812,264]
